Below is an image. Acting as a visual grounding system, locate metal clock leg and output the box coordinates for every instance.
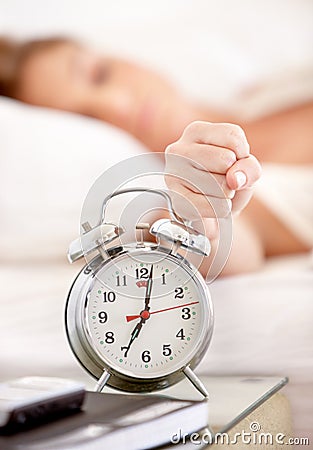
[95,368,111,393]
[183,367,214,442]
[183,366,209,398]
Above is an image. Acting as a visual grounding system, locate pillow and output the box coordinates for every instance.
[0,97,149,262]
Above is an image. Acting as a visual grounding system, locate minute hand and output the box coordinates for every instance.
[144,265,154,310]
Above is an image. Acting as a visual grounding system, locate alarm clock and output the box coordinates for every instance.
[65,188,213,397]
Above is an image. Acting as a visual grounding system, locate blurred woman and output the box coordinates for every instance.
[0,37,312,273]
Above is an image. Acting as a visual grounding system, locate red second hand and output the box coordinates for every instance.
[126,301,199,322]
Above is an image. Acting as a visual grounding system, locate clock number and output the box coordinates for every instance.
[161,273,166,285]
[162,344,172,357]
[104,331,115,344]
[141,350,151,363]
[98,311,108,323]
[176,328,185,340]
[120,346,127,357]
[116,275,127,287]
[135,267,149,279]
[103,291,116,302]
[181,307,191,320]
[174,287,184,299]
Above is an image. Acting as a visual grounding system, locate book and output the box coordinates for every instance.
[0,391,208,450]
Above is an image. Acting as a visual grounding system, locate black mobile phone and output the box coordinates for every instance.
[0,376,85,433]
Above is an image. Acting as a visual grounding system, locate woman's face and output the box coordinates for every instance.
[17,42,191,149]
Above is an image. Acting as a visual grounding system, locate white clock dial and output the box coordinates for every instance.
[84,250,208,379]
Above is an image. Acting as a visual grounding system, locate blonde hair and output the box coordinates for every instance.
[0,37,71,98]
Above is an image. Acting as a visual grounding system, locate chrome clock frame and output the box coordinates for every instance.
[65,244,213,395]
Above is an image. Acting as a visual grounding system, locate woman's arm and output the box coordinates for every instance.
[199,215,265,277]
[164,121,263,277]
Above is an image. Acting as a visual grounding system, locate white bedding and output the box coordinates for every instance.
[0,98,146,261]
[199,254,313,440]
[0,255,312,439]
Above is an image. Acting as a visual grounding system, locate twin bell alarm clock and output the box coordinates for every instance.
[65,188,213,397]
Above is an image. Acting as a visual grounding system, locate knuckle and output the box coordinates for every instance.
[165,143,177,155]
[221,149,237,167]
[165,142,188,158]
[227,123,246,140]
[183,120,209,138]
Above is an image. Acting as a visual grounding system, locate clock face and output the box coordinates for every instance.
[84,249,210,379]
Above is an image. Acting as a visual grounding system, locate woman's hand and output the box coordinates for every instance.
[165,121,262,222]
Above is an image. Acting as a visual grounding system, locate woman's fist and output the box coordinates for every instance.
[165,121,262,221]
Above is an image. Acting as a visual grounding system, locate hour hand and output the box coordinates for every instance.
[121,320,144,358]
[121,265,153,358]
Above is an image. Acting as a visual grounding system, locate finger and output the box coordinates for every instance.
[183,173,235,199]
[231,187,254,214]
[166,142,237,174]
[226,155,262,190]
[167,181,232,219]
[165,171,234,199]
[181,121,250,159]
